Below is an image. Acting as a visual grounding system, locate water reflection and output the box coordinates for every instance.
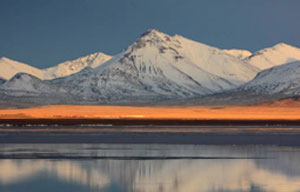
[0,144,300,192]
[0,160,109,189]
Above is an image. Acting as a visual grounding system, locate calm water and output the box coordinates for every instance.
[0,144,300,192]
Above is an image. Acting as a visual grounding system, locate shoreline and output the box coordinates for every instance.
[1,104,300,146]
[1,118,300,126]
[1,124,300,146]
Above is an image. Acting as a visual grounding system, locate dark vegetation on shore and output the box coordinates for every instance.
[2,119,300,126]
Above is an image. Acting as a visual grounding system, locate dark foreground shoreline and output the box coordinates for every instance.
[2,119,300,146]
[2,118,300,126]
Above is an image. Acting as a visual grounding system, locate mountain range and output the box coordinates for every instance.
[1,29,300,106]
[0,52,112,80]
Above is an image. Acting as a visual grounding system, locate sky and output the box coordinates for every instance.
[0,0,300,68]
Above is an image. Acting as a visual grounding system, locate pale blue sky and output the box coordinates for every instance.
[0,0,300,68]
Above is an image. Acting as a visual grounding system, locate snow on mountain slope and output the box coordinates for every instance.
[223,49,252,59]
[0,57,43,80]
[42,52,112,80]
[240,61,300,96]
[171,35,258,84]
[244,43,300,70]
[1,73,65,94]
[0,52,111,81]
[54,30,259,102]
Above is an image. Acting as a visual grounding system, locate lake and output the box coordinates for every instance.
[0,144,299,192]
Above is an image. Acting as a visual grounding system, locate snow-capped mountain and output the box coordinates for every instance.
[3,29,300,106]
[53,29,259,102]
[223,49,252,59]
[42,52,112,80]
[0,57,43,80]
[0,52,111,81]
[244,43,300,70]
[240,61,300,96]
[1,73,65,94]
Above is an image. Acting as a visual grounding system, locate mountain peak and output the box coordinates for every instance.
[11,72,41,81]
[274,42,290,47]
[257,42,297,53]
[126,29,174,53]
[248,43,295,56]
[245,43,300,70]
[0,57,44,80]
[3,72,65,94]
[0,57,14,62]
[241,60,300,95]
[140,29,164,37]
[272,42,298,50]
[139,29,171,42]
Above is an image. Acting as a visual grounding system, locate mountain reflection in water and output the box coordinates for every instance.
[0,144,300,192]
